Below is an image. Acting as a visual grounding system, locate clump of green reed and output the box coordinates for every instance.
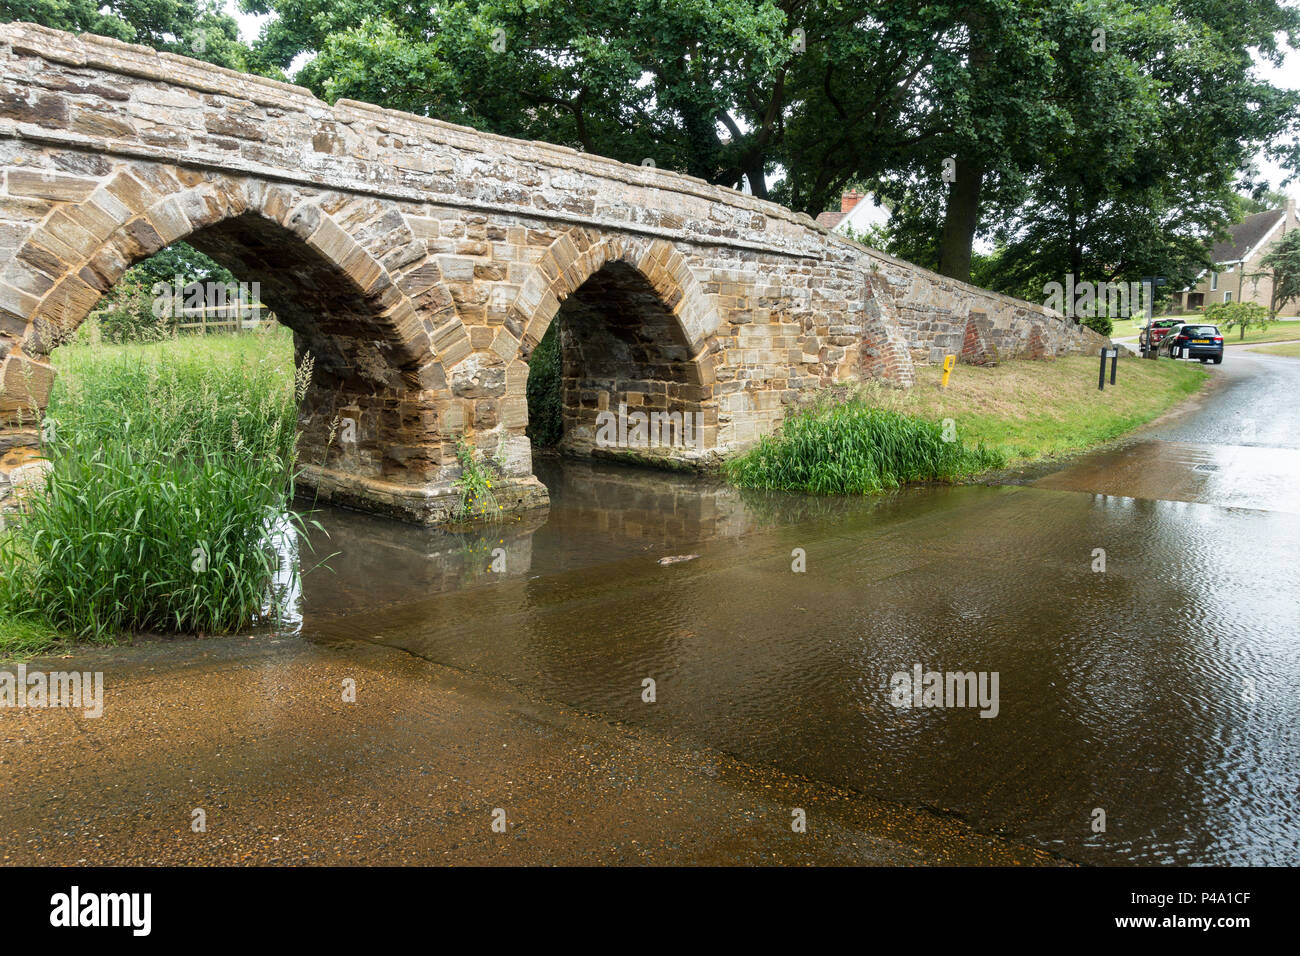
[0,337,320,640]
[723,400,1006,495]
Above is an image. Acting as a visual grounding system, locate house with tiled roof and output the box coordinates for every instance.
[1172,199,1299,315]
[815,190,891,236]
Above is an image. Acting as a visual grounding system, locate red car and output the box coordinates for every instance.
[1138,318,1184,351]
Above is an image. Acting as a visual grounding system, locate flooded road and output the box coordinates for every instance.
[5,351,1297,865]
[294,350,1300,866]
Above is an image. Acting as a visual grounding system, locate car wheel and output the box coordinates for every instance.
[1200,357,1209,363]
[1213,357,1223,364]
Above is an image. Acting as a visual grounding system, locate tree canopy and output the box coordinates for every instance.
[0,0,278,73]
[4,0,1297,298]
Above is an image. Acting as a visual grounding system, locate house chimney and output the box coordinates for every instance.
[841,190,864,213]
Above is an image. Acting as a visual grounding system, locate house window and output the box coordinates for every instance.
[1210,271,1218,290]
[1224,290,1233,303]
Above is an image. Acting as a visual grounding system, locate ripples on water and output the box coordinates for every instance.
[279,459,1300,865]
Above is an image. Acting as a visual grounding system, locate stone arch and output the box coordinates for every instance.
[516,234,724,360]
[1,165,450,507]
[506,234,721,462]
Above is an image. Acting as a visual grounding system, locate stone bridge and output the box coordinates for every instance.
[0,23,1107,523]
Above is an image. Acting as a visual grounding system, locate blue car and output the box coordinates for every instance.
[1162,323,1224,364]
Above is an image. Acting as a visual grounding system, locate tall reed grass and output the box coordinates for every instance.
[723,400,1006,495]
[0,333,320,642]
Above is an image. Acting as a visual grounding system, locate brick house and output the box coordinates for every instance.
[1172,199,1300,315]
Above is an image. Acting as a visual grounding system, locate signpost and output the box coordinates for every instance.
[1140,276,1168,359]
[941,354,956,388]
[1098,347,1120,390]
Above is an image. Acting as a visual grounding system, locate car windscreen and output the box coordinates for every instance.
[1180,326,1219,337]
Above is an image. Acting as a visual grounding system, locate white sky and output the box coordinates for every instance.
[1252,42,1300,194]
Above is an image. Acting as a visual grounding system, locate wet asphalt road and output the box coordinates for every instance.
[1039,347,1300,512]
[3,347,1297,866]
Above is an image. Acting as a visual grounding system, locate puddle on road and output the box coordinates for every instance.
[1035,440,1300,514]
[293,457,1300,866]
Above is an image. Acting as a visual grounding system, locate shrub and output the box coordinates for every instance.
[1082,313,1114,337]
[452,439,502,520]
[92,276,174,344]
[525,322,564,447]
[723,400,1005,495]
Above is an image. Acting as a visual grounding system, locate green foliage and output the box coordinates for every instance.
[813,1,1300,293]
[83,243,239,343]
[1205,300,1270,340]
[1231,189,1291,219]
[0,333,321,640]
[723,401,1005,495]
[1255,229,1300,318]
[89,276,171,343]
[0,0,278,74]
[452,439,501,521]
[1081,313,1114,337]
[525,322,563,447]
[246,0,792,193]
[0,609,64,658]
[243,0,1300,295]
[119,242,236,291]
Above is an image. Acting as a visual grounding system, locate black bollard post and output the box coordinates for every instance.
[1110,348,1118,385]
[1099,348,1107,391]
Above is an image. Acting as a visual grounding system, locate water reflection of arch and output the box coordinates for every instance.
[297,505,548,622]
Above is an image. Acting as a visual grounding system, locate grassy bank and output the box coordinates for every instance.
[1,329,312,659]
[1251,342,1300,357]
[725,354,1207,494]
[874,354,1207,464]
[725,403,1004,493]
[1111,315,1300,345]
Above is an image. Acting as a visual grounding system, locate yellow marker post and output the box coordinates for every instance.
[941,354,956,388]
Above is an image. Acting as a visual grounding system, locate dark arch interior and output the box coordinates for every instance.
[185,213,404,390]
[76,213,431,485]
[527,260,705,458]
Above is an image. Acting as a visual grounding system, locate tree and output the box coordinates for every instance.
[870,0,1300,287]
[1253,229,1300,319]
[231,0,1300,297]
[1,0,279,74]
[1205,300,1270,340]
[242,0,795,195]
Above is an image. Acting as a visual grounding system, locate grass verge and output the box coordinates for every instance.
[871,355,1208,465]
[1249,342,1300,357]
[1111,315,1300,345]
[725,354,1208,494]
